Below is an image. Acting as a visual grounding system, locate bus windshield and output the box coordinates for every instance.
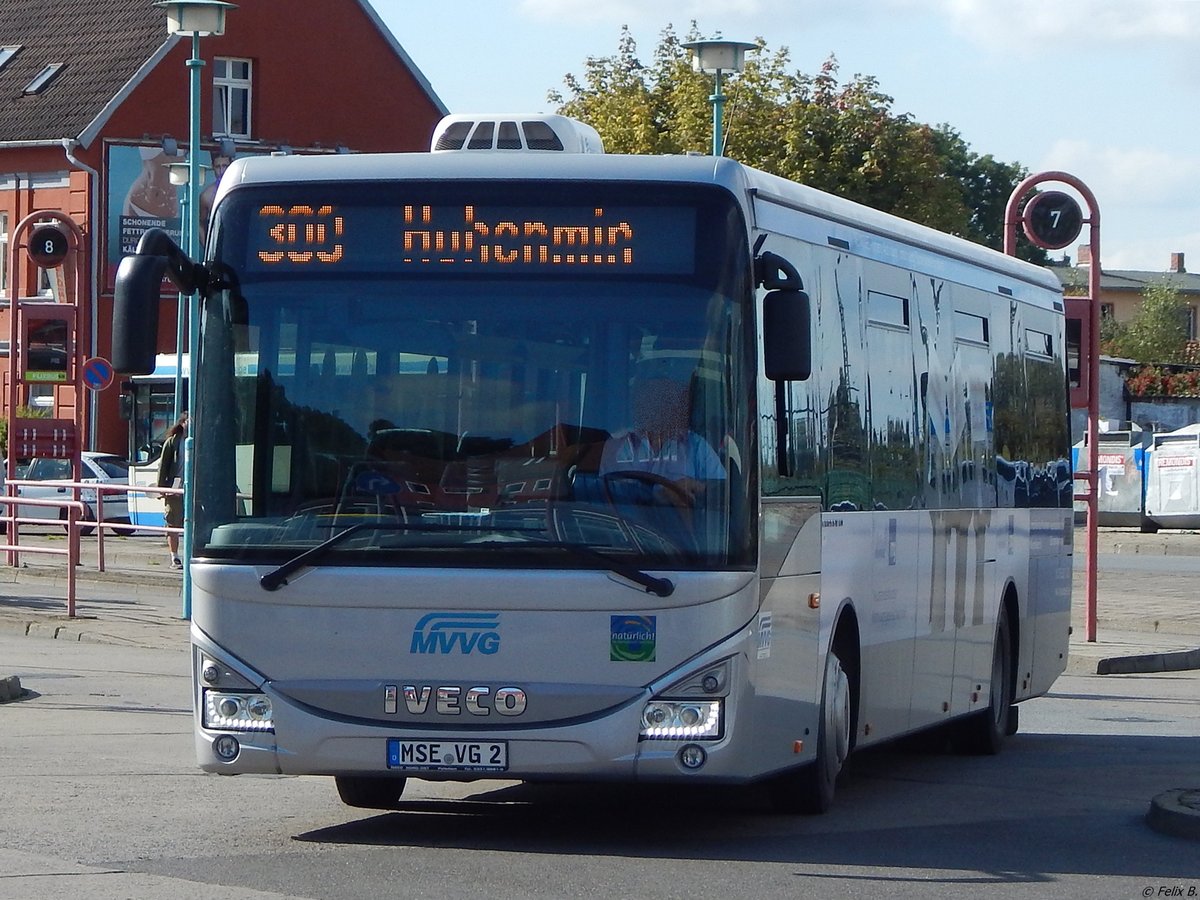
[193,180,756,571]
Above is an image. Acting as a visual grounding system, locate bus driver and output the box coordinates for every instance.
[599,375,725,500]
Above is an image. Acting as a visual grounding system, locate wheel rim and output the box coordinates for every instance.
[822,654,851,783]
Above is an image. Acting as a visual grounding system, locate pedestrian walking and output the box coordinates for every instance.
[157,413,188,569]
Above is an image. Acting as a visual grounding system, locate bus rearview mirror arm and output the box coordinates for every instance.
[111,228,207,375]
[134,227,206,295]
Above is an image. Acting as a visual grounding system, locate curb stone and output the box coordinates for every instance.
[1146,789,1200,840]
[1097,648,1200,675]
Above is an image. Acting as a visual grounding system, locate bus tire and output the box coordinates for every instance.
[771,643,853,814]
[335,775,407,810]
[954,608,1014,756]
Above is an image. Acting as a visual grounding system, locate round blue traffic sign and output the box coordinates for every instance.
[82,356,115,391]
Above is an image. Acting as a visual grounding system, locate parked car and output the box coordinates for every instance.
[1,452,133,535]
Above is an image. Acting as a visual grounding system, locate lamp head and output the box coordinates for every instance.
[681,39,757,74]
[155,0,237,37]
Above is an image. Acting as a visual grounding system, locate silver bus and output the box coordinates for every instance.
[113,115,1072,813]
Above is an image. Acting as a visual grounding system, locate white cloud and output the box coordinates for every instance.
[940,0,1200,48]
[1034,139,1200,270]
[1039,139,1200,207]
[512,0,917,29]
[516,0,779,26]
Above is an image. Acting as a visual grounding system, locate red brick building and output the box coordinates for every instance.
[1,0,445,456]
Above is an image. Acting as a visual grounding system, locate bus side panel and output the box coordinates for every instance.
[818,512,917,745]
[1025,510,1072,697]
[750,498,823,774]
[752,193,1071,750]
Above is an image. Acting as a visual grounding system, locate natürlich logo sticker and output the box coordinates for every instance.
[610,615,656,662]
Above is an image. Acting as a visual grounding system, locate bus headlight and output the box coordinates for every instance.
[639,699,721,740]
[203,690,274,732]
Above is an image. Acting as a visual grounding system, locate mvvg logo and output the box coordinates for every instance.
[410,612,501,655]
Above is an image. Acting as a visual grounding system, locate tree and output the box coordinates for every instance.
[551,26,1036,250]
[930,126,1047,264]
[1104,279,1190,364]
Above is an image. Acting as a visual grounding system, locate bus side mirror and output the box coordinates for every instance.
[763,289,811,381]
[112,254,169,375]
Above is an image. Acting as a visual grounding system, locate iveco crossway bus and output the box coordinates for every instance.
[112,114,1072,813]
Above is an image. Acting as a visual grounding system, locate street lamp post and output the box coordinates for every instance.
[167,159,191,428]
[156,0,236,618]
[682,39,756,157]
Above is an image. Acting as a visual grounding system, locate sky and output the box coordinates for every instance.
[373,0,1200,273]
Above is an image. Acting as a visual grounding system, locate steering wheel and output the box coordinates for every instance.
[601,470,692,511]
[598,470,698,558]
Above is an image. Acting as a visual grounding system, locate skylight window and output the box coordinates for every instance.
[24,63,66,95]
[0,46,22,71]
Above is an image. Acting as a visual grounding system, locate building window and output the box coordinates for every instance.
[1100,303,1115,320]
[26,384,54,411]
[36,267,54,298]
[0,46,21,72]
[213,57,252,139]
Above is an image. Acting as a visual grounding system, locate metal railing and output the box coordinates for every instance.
[1,480,183,617]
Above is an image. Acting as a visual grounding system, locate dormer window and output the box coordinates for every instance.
[0,46,21,72]
[24,63,66,95]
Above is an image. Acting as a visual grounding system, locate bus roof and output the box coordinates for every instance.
[216,149,1060,295]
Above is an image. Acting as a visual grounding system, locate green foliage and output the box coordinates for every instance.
[1104,278,1190,364]
[930,126,1047,264]
[551,25,1038,251]
[1099,310,1127,352]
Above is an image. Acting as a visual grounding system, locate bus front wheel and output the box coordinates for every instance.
[771,644,853,814]
[335,775,407,810]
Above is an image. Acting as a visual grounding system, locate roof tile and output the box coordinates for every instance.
[0,0,167,144]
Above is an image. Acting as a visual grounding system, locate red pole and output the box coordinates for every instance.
[1084,209,1101,642]
[1005,172,1101,642]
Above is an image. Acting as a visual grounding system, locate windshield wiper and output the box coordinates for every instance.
[258,520,674,597]
[260,521,401,591]
[469,538,675,597]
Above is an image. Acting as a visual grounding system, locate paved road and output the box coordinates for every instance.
[1,630,1197,899]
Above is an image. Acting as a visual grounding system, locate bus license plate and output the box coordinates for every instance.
[387,739,508,772]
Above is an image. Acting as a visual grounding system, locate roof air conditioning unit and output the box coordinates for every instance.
[431,114,604,154]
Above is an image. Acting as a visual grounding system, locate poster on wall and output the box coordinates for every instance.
[105,143,235,290]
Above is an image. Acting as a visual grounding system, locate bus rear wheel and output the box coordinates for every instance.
[771,644,852,814]
[335,775,407,810]
[954,609,1014,755]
